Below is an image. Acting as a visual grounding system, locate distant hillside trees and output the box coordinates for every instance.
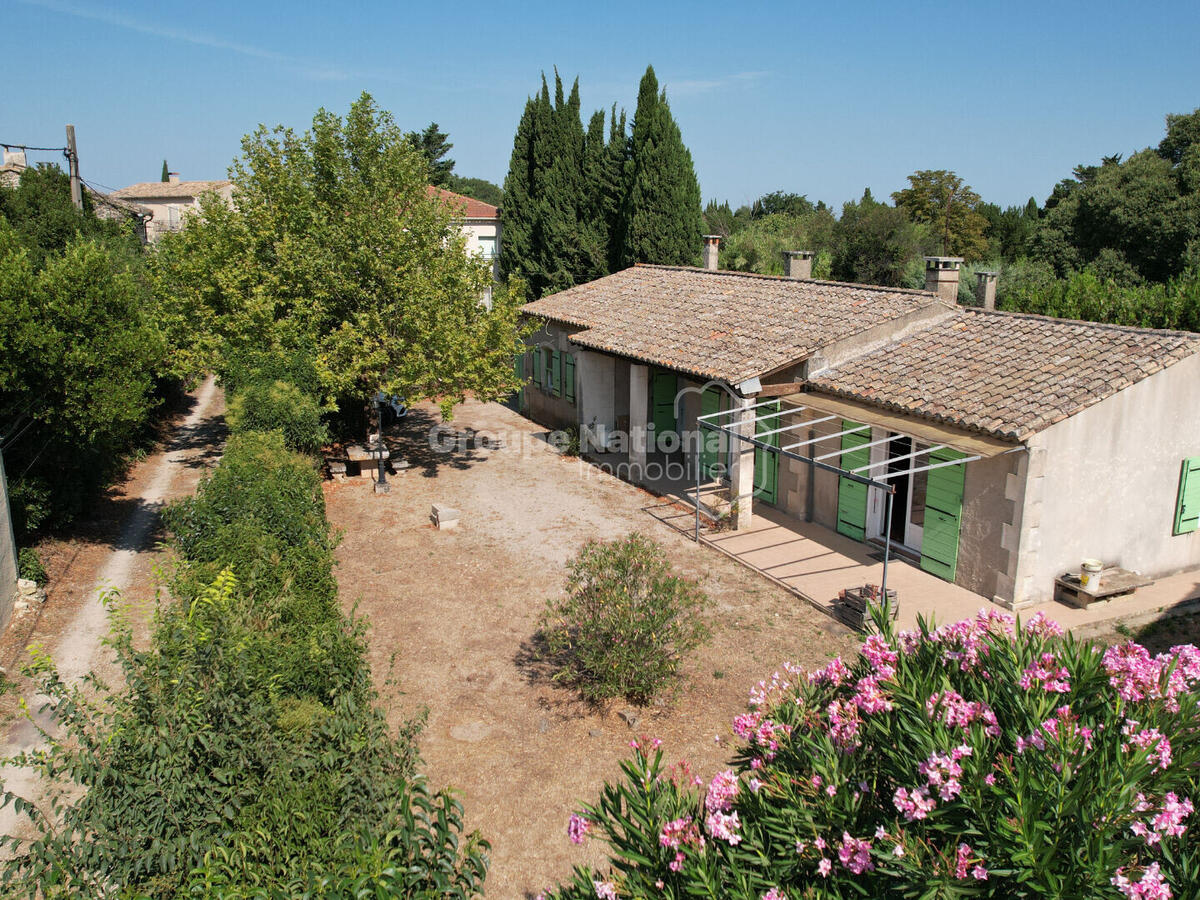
[500,65,702,298]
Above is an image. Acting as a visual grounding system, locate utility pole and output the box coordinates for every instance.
[65,124,82,210]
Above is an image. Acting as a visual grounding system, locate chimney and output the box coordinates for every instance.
[974,270,998,310]
[168,172,180,184]
[783,250,815,279]
[3,149,27,169]
[924,256,964,303]
[702,234,721,271]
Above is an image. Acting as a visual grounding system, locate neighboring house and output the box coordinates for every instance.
[110,173,233,242]
[519,243,1200,609]
[426,186,501,305]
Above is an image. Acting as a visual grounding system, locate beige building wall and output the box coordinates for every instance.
[1013,353,1200,604]
[139,184,234,242]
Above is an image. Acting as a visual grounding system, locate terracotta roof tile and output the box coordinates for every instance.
[808,309,1200,440]
[426,186,499,219]
[110,180,231,200]
[523,265,944,384]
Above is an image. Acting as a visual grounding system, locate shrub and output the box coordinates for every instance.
[226,378,329,454]
[1,428,488,897]
[539,534,709,703]
[549,610,1200,899]
[16,548,46,586]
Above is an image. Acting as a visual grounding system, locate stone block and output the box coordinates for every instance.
[431,503,460,530]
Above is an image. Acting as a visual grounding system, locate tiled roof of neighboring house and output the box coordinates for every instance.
[110,180,231,200]
[522,264,946,384]
[88,187,152,220]
[426,186,499,220]
[808,309,1200,441]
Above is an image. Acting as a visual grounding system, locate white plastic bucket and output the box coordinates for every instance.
[1080,559,1103,593]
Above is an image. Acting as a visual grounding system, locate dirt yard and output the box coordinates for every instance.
[326,399,858,898]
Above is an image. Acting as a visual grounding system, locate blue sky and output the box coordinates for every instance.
[3,0,1199,210]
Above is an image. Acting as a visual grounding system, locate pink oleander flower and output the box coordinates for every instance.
[593,880,618,900]
[809,656,851,687]
[1019,651,1071,693]
[973,865,989,880]
[705,770,739,813]
[893,785,936,821]
[954,843,973,880]
[568,813,592,845]
[852,675,894,714]
[1124,721,1173,770]
[1132,792,1193,845]
[861,634,898,678]
[705,809,742,845]
[919,750,966,801]
[1112,862,1172,899]
[1104,643,1164,702]
[659,815,704,851]
[817,857,832,877]
[761,889,786,900]
[925,688,1001,737]
[827,699,862,751]
[1023,610,1064,638]
[837,831,875,874]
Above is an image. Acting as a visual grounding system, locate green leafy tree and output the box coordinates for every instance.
[893,169,990,260]
[407,121,455,185]
[832,189,932,286]
[156,93,527,425]
[1159,107,1200,167]
[722,210,836,277]
[750,190,814,220]
[445,175,503,206]
[619,65,703,267]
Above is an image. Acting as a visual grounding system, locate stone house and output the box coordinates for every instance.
[519,241,1200,608]
[110,173,233,241]
[426,187,501,305]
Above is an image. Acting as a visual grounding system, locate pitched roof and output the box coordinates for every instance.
[110,180,231,200]
[426,186,499,219]
[808,309,1200,441]
[522,265,945,384]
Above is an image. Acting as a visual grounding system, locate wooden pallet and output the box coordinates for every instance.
[833,585,899,631]
[1054,568,1154,609]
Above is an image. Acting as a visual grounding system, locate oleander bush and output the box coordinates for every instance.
[226,378,329,454]
[551,609,1200,899]
[0,429,487,897]
[540,533,710,704]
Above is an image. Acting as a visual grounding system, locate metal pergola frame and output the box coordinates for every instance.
[693,399,979,610]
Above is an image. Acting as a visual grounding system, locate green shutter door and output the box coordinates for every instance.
[1175,457,1200,535]
[754,400,780,504]
[532,348,543,387]
[920,447,967,580]
[652,371,678,439]
[563,353,576,404]
[551,350,562,397]
[700,387,722,479]
[514,352,526,408]
[836,421,870,541]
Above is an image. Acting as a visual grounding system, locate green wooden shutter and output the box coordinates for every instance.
[836,421,870,541]
[700,388,722,479]
[1174,457,1200,535]
[563,353,576,404]
[651,371,678,436]
[551,350,562,397]
[920,447,967,580]
[753,400,780,504]
[532,348,542,387]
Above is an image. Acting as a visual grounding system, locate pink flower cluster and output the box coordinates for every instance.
[1129,792,1193,845]
[1019,651,1072,693]
[826,699,862,751]
[1112,863,1172,899]
[925,689,1000,737]
[732,711,792,759]
[954,843,988,880]
[809,656,851,688]
[1123,720,1173,771]
[1103,642,1200,708]
[659,815,704,871]
[592,880,618,900]
[1016,705,1094,756]
[893,785,936,822]
[852,675,894,715]
[748,667,798,709]
[919,746,971,801]
[568,813,592,845]
[860,634,898,678]
[705,770,742,845]
[760,889,786,900]
[837,831,874,874]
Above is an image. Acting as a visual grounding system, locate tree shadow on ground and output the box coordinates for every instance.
[379,408,500,478]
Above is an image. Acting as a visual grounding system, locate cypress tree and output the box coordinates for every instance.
[161,159,169,182]
[621,65,703,267]
[536,73,587,294]
[499,95,537,287]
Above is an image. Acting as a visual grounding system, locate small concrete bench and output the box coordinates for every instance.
[327,459,348,482]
